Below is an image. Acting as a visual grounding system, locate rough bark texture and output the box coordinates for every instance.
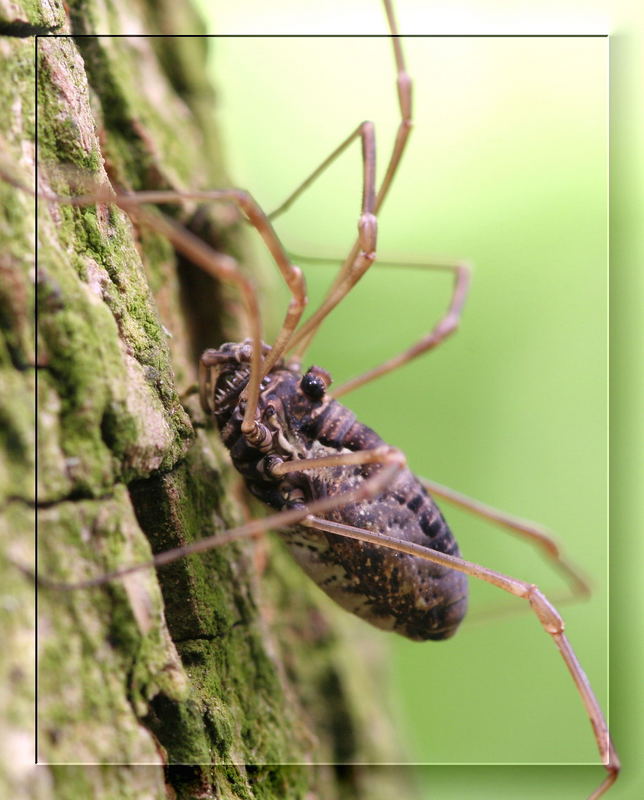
[1,1,411,799]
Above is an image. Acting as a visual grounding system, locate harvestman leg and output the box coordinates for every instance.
[419,475,592,603]
[243,114,378,378]
[261,0,412,364]
[26,183,304,444]
[10,174,273,437]
[301,514,618,800]
[29,446,407,590]
[32,106,378,430]
[331,259,471,397]
[276,251,590,604]
[28,442,618,798]
[51,185,304,441]
[263,118,378,375]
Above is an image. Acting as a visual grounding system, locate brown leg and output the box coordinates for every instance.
[265,120,379,372]
[332,259,471,397]
[268,445,403,476]
[28,446,405,590]
[419,475,592,600]
[34,184,304,443]
[267,121,377,225]
[301,514,619,800]
[287,0,413,361]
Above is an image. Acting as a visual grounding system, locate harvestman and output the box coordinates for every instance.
[21,0,617,796]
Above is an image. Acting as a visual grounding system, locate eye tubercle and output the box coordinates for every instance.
[300,365,332,401]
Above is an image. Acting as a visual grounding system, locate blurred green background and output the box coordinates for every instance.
[193,1,642,798]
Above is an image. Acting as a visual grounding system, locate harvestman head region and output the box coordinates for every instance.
[9,0,611,797]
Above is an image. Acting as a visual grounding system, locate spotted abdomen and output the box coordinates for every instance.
[282,465,468,642]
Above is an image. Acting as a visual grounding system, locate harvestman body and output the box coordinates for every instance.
[19,1,617,797]
[202,341,467,641]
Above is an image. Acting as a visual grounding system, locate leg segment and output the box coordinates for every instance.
[267,120,379,370]
[301,514,618,800]
[30,447,406,590]
[36,184,305,443]
[286,0,413,361]
[419,475,591,600]
[265,120,379,372]
[263,120,377,374]
[268,445,403,477]
[267,121,377,225]
[333,260,471,397]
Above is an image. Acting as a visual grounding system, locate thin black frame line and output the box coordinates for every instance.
[39,32,609,40]
[34,33,39,769]
[30,26,611,772]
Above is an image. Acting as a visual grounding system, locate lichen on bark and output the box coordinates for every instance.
[1,1,412,799]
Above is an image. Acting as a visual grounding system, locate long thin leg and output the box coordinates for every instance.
[266,120,379,373]
[267,121,377,225]
[257,259,589,604]
[25,426,617,795]
[268,0,409,235]
[268,445,400,476]
[291,245,587,604]
[301,514,618,800]
[34,183,304,443]
[286,0,413,361]
[27,447,406,590]
[332,260,471,397]
[419,475,592,600]
[265,119,380,373]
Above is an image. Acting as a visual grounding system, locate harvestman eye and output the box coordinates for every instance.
[300,366,331,400]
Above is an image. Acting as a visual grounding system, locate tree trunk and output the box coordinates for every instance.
[0,1,411,799]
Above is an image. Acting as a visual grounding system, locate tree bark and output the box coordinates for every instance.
[0,1,410,799]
